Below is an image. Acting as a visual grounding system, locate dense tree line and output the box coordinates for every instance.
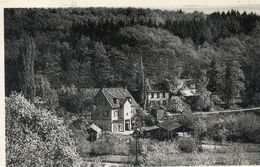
[4,8,260,112]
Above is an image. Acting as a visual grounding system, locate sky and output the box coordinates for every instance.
[2,0,260,14]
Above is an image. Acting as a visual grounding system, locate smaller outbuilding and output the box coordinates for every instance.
[140,120,194,141]
[158,121,181,140]
[142,125,160,139]
[87,123,102,142]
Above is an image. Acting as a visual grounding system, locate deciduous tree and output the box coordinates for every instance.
[6,92,82,167]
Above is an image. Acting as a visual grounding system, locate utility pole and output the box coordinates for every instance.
[133,109,142,166]
[135,132,139,166]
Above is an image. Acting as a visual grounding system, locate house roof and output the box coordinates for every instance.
[179,89,197,97]
[158,121,181,131]
[119,98,128,106]
[143,125,160,131]
[101,87,139,108]
[81,87,139,108]
[81,88,99,99]
[89,123,102,133]
[147,81,169,92]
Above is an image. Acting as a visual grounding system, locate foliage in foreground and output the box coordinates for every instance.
[91,133,131,156]
[140,139,179,166]
[177,137,197,153]
[140,139,252,166]
[6,93,82,167]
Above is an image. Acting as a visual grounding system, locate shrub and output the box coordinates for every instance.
[236,113,260,143]
[192,151,216,165]
[91,133,130,155]
[177,137,197,153]
[91,137,113,155]
[73,129,92,157]
[220,113,260,143]
[225,144,249,165]
[141,140,179,166]
[6,92,82,167]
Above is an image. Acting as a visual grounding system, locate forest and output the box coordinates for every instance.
[5,8,260,112]
[5,8,260,166]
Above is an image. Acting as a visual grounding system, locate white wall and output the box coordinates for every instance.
[147,92,169,105]
[147,92,169,100]
[123,100,131,120]
[111,109,119,120]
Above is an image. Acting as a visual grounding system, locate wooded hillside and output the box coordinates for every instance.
[5,8,260,110]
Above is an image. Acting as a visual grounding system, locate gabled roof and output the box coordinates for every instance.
[89,123,102,133]
[179,89,197,97]
[147,81,169,92]
[159,121,181,131]
[81,88,99,99]
[143,125,160,132]
[119,98,128,106]
[100,87,139,108]
[81,87,139,108]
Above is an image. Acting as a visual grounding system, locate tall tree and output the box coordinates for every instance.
[43,50,62,89]
[6,93,82,166]
[136,56,146,108]
[35,74,59,111]
[108,48,127,85]
[91,42,113,87]
[20,37,36,101]
[194,69,213,111]
[207,58,224,96]
[224,60,245,108]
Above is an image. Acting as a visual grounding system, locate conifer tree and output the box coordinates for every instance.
[91,42,113,87]
[224,60,245,107]
[136,56,146,108]
[20,37,36,101]
[207,58,224,96]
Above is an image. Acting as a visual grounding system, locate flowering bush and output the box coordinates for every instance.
[177,137,197,153]
[225,144,249,165]
[91,133,131,155]
[6,92,82,167]
[132,139,180,166]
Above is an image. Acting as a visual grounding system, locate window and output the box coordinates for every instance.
[163,100,167,105]
[163,92,165,98]
[113,98,119,104]
[114,110,118,117]
[157,92,160,98]
[151,93,154,98]
[119,124,123,132]
[157,101,161,105]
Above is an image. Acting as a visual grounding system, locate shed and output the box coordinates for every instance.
[142,125,160,139]
[87,123,102,142]
[158,122,181,140]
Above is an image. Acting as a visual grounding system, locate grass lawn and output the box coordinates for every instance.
[202,140,260,152]
[84,142,260,166]
[85,151,260,166]
[174,152,260,165]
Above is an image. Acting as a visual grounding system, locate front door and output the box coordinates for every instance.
[125,120,130,131]
[113,123,118,133]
